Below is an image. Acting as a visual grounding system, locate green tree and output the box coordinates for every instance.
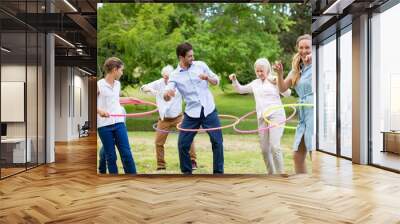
[97,3,311,91]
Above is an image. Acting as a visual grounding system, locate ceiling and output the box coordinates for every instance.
[1,0,313,75]
[311,0,391,43]
[0,0,97,75]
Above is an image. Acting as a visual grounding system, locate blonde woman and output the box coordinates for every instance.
[229,58,291,175]
[274,34,313,174]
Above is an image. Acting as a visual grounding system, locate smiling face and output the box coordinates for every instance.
[180,49,194,68]
[297,38,312,63]
[254,58,271,81]
[255,64,268,80]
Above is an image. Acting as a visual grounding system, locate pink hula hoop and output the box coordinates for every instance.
[176,114,240,132]
[233,106,297,134]
[109,98,158,118]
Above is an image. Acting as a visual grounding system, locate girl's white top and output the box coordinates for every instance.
[97,78,125,128]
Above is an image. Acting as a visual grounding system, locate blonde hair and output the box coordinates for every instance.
[291,34,311,87]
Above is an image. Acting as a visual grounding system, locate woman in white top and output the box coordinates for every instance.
[97,57,136,174]
[229,58,291,174]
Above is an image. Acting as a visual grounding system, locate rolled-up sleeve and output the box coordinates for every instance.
[201,61,219,86]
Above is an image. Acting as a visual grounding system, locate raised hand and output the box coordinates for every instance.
[272,61,284,77]
[229,73,237,81]
[163,89,176,101]
[198,74,209,81]
[304,54,312,64]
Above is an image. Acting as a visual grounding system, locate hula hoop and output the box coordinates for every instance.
[119,98,145,105]
[152,122,211,134]
[263,103,314,130]
[176,114,240,132]
[233,106,297,134]
[152,122,179,134]
[110,98,158,118]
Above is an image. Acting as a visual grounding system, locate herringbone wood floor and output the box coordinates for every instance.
[1,135,400,223]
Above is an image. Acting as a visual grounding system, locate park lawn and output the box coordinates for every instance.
[97,131,312,174]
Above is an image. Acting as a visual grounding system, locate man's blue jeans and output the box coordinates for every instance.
[178,108,224,174]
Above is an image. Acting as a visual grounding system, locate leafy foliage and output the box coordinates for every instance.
[98,3,311,90]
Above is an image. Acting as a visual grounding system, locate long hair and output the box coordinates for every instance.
[291,34,311,87]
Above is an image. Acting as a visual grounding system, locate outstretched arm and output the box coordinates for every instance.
[229,74,253,94]
[140,80,160,96]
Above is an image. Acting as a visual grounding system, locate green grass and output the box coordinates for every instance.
[97,131,312,174]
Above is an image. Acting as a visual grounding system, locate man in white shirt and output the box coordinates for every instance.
[141,65,197,171]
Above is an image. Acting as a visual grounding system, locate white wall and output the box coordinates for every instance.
[72,72,89,138]
[55,66,69,141]
[1,65,27,138]
[46,33,55,163]
[1,63,46,164]
[54,66,89,141]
